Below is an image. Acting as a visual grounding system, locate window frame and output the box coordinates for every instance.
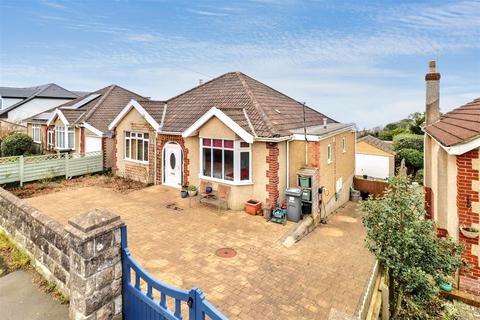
[47,128,54,149]
[54,125,75,150]
[32,124,41,144]
[199,138,252,185]
[124,131,150,164]
[327,144,332,164]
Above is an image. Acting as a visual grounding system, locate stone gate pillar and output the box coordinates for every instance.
[66,209,124,320]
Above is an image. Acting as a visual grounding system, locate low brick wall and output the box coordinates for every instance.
[0,187,124,319]
[0,188,70,294]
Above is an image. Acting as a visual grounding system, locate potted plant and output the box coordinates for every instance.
[188,185,198,197]
[244,199,262,215]
[460,225,479,238]
[350,187,361,201]
[180,185,189,198]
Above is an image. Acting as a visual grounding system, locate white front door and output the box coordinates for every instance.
[164,143,182,187]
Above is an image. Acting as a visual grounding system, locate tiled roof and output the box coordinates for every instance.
[0,83,82,116]
[357,135,396,155]
[161,72,337,138]
[424,97,480,147]
[57,85,146,132]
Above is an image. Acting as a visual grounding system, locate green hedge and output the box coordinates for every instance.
[393,133,424,152]
[0,133,33,157]
[397,148,424,171]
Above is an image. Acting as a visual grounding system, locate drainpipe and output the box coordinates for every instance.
[153,133,157,185]
[286,139,290,187]
[302,102,308,166]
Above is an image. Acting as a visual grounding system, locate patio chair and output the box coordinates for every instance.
[199,183,230,213]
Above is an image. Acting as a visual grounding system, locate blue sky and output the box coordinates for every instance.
[0,0,479,128]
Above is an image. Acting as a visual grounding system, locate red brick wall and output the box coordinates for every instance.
[102,137,107,169]
[457,149,480,294]
[80,127,85,154]
[156,134,189,186]
[310,141,320,167]
[112,129,117,172]
[425,186,434,220]
[436,227,448,238]
[266,142,280,206]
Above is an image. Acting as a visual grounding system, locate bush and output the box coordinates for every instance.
[393,134,424,152]
[378,127,408,141]
[0,133,33,157]
[396,148,423,171]
[415,169,424,183]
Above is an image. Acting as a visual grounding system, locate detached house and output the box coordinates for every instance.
[109,72,355,212]
[0,83,83,122]
[26,85,145,168]
[423,61,480,294]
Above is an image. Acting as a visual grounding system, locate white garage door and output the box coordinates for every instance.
[85,136,102,153]
[356,154,390,179]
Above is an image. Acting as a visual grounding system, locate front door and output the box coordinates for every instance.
[164,143,182,187]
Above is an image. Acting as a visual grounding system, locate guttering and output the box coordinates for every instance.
[254,136,291,142]
[292,124,356,142]
[429,133,480,156]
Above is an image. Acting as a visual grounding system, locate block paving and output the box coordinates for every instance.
[26,185,374,319]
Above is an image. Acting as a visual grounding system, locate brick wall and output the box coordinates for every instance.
[156,134,189,186]
[457,149,480,294]
[424,186,434,220]
[266,142,280,206]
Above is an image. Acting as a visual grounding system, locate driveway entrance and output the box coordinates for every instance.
[26,185,374,319]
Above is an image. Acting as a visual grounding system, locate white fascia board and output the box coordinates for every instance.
[291,125,355,142]
[441,136,480,155]
[108,99,161,131]
[83,122,104,137]
[182,107,254,144]
[47,109,69,126]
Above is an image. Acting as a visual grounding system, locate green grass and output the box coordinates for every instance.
[0,231,30,274]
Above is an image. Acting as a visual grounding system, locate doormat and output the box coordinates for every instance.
[215,248,237,258]
[165,202,183,211]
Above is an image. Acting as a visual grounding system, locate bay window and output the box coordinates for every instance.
[201,138,251,183]
[125,131,149,162]
[32,124,41,143]
[55,125,75,150]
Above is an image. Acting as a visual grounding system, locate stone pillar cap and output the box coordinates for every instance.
[66,209,123,241]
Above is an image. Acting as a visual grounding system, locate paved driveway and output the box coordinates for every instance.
[26,185,374,319]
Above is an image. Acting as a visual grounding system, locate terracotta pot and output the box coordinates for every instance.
[245,199,262,215]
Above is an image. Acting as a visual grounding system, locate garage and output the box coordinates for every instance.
[85,136,102,153]
[355,135,396,179]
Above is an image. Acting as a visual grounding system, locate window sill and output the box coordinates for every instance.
[124,158,149,165]
[198,174,253,186]
[55,147,74,151]
[33,141,42,144]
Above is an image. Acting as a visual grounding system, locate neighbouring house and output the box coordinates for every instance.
[356,135,396,179]
[109,72,355,213]
[423,61,480,294]
[25,85,146,168]
[0,83,84,122]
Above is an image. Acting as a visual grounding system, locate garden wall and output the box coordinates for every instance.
[0,187,124,319]
[0,187,70,294]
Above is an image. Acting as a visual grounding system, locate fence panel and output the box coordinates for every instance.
[354,176,389,198]
[0,152,103,185]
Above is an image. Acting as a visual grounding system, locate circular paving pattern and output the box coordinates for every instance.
[215,247,237,258]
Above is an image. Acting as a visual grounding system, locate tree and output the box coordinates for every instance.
[0,133,33,156]
[407,112,425,135]
[362,176,465,319]
[393,134,424,152]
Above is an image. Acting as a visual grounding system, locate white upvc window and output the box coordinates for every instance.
[124,131,149,163]
[342,137,346,153]
[55,125,75,150]
[32,124,41,143]
[200,138,252,184]
[327,144,332,164]
[47,128,54,149]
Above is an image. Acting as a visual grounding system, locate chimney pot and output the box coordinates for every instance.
[425,60,440,125]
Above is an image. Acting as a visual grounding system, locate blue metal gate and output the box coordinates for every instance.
[121,225,228,320]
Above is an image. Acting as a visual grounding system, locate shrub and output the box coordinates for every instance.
[0,133,33,157]
[415,169,424,183]
[393,134,424,152]
[396,148,423,171]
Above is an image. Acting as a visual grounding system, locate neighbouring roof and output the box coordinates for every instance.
[59,85,146,132]
[158,72,337,138]
[0,83,83,117]
[424,97,480,147]
[357,135,396,155]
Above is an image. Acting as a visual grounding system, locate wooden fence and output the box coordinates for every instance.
[354,176,390,197]
[0,152,103,185]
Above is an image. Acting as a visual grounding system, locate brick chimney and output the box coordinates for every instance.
[425,60,441,125]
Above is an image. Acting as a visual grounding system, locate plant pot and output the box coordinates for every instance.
[206,186,213,194]
[460,226,479,239]
[245,199,262,215]
[440,282,453,292]
[188,190,198,197]
[350,190,361,202]
[180,190,189,198]
[362,174,368,179]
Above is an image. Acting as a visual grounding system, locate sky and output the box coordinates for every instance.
[0,0,479,129]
